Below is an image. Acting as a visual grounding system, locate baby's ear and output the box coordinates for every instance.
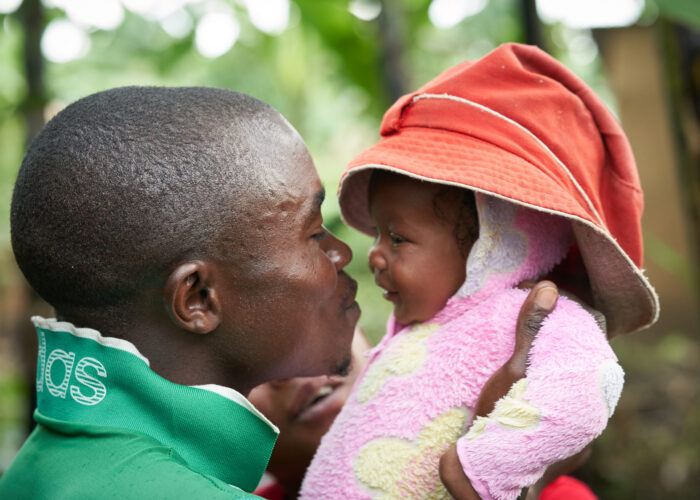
[164,261,221,334]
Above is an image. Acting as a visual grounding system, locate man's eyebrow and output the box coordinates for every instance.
[311,187,326,216]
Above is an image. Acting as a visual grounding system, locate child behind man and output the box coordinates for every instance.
[300,43,658,500]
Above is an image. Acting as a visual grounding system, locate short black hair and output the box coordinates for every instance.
[432,184,479,258]
[368,169,479,257]
[11,86,295,315]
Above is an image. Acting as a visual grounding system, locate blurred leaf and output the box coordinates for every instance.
[644,230,696,289]
[653,0,700,31]
[296,0,391,111]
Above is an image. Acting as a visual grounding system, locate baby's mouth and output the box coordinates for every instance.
[377,283,398,302]
[375,278,397,299]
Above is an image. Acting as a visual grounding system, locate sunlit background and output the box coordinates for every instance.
[0,0,648,62]
[0,0,698,498]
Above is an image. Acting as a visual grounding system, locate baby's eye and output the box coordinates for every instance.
[389,232,405,245]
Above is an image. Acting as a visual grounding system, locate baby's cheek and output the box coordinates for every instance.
[402,294,439,325]
[421,287,453,319]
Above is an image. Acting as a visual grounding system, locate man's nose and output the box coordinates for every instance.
[322,229,352,270]
[368,242,387,273]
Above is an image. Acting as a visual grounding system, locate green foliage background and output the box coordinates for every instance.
[0,0,616,341]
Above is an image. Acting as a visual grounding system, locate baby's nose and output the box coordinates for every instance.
[368,244,387,273]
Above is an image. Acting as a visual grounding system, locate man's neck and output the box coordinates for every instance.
[56,307,254,393]
[30,316,279,492]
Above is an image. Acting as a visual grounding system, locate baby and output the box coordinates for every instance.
[300,43,658,500]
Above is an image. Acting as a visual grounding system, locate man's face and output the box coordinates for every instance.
[212,137,360,387]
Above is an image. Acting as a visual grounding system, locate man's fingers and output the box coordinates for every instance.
[533,283,558,311]
[516,279,537,290]
[523,280,607,333]
[517,281,559,342]
[509,281,559,373]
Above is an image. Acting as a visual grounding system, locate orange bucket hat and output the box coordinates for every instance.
[338,43,658,336]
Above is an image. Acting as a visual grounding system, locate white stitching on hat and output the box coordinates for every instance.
[411,93,606,227]
[338,164,660,333]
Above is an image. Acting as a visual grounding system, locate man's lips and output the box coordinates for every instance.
[342,276,359,309]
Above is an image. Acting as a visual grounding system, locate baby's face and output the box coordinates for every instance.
[368,174,470,325]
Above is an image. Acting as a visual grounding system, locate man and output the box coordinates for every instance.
[0,86,557,498]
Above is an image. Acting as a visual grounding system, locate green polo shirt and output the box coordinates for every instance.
[0,317,278,499]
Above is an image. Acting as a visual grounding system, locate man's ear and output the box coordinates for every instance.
[164,261,221,334]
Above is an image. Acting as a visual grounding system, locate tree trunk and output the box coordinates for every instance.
[658,20,700,294]
[15,0,51,434]
[522,0,544,49]
[377,0,407,102]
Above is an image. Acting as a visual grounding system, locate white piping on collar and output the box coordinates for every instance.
[410,93,606,227]
[191,384,279,434]
[31,316,279,433]
[339,165,660,332]
[32,316,150,365]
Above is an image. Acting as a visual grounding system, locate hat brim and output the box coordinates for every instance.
[338,128,659,336]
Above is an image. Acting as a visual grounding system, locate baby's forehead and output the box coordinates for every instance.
[370,173,474,227]
[368,170,445,202]
[370,170,470,204]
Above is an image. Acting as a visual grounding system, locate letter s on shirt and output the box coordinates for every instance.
[70,357,108,406]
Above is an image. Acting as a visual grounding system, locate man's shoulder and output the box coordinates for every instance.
[102,436,262,499]
[0,424,261,499]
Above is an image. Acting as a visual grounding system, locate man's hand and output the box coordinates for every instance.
[477,281,559,417]
[439,445,481,500]
[439,281,559,499]
[524,445,592,499]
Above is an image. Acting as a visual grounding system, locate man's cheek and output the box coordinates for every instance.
[309,261,339,299]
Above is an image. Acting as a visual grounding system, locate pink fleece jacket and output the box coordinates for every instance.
[300,194,624,500]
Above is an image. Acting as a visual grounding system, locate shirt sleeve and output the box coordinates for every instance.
[456,297,624,500]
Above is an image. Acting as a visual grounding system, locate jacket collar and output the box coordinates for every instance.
[32,316,278,492]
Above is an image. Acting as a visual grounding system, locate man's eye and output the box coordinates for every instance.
[311,228,326,240]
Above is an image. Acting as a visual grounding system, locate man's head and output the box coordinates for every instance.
[11,86,359,390]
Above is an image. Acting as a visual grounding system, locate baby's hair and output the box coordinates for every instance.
[11,86,294,317]
[432,185,479,258]
[368,170,479,257]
